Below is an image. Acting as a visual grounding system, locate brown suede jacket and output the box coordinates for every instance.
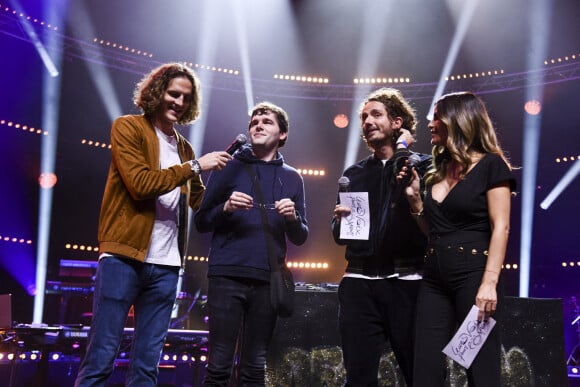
[97,114,204,265]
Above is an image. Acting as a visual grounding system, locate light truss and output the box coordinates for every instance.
[2,11,579,101]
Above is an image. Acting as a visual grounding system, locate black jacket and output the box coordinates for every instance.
[332,148,432,276]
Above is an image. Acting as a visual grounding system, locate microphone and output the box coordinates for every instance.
[391,153,422,208]
[338,176,350,192]
[225,133,248,155]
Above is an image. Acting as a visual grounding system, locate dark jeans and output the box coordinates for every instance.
[74,256,179,387]
[413,239,503,387]
[338,276,420,387]
[203,276,277,387]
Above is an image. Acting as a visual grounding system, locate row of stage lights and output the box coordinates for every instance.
[273,74,329,83]
[502,263,518,271]
[544,52,578,66]
[160,353,207,363]
[0,234,32,245]
[1,4,59,31]
[0,352,72,362]
[65,243,99,252]
[354,77,411,85]
[0,351,207,364]
[92,39,242,75]
[1,119,47,136]
[93,38,153,58]
[186,256,329,270]
[561,261,580,268]
[81,138,110,149]
[446,69,504,81]
[297,168,326,176]
[183,62,239,76]
[555,155,579,163]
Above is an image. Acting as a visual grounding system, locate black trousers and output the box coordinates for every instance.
[338,276,420,386]
[413,236,503,387]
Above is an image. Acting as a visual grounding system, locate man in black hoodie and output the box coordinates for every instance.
[332,88,431,386]
[195,101,308,386]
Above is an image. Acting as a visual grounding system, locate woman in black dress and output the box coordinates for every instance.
[401,91,516,386]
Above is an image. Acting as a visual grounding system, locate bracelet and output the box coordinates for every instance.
[410,207,423,216]
[189,159,202,175]
[396,140,409,148]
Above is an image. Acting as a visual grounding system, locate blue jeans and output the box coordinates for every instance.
[75,256,179,387]
[203,276,277,387]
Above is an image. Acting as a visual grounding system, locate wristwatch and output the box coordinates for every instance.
[189,159,202,175]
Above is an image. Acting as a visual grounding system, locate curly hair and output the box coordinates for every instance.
[425,91,512,186]
[249,101,290,148]
[133,62,201,125]
[358,88,417,151]
[359,87,417,133]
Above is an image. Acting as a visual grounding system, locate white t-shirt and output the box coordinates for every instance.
[144,127,182,267]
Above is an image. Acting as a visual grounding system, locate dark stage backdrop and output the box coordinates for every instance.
[266,291,569,387]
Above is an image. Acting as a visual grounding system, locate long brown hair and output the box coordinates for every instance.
[133,62,201,125]
[425,91,511,186]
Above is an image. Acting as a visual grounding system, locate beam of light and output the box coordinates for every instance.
[343,87,371,171]
[519,113,541,299]
[343,2,393,170]
[232,0,254,113]
[519,0,551,298]
[9,0,59,77]
[68,1,122,121]
[539,160,580,210]
[33,0,67,325]
[181,1,220,313]
[187,1,219,154]
[427,0,479,120]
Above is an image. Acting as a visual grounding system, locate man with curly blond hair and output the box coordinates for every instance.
[75,63,232,387]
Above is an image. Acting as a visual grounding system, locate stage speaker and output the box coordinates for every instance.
[266,291,569,387]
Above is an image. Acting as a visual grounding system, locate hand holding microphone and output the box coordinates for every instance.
[334,176,352,222]
[194,134,247,173]
[394,154,423,210]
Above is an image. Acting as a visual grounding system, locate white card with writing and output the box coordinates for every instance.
[339,192,370,240]
[442,305,496,369]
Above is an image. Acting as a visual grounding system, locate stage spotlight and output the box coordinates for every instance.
[525,100,542,115]
[38,173,57,189]
[334,114,349,129]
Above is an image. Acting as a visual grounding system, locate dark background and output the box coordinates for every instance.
[0,0,579,358]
